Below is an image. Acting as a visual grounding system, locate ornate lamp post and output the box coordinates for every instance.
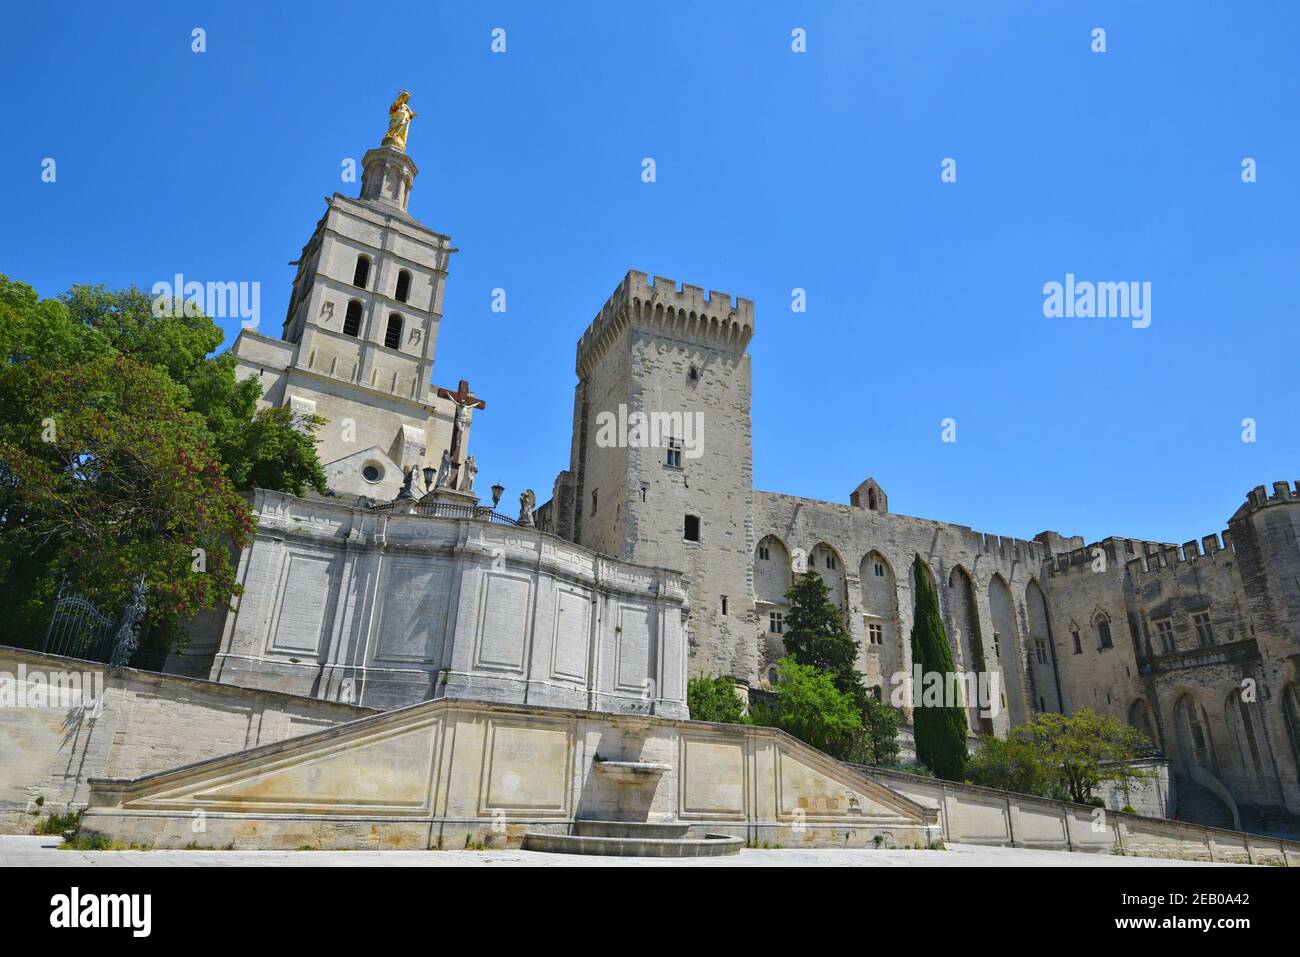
[491,483,504,511]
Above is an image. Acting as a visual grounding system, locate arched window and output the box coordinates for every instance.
[1282,685,1300,784]
[384,313,403,349]
[1228,689,1263,775]
[1095,613,1113,650]
[352,254,371,288]
[343,300,362,337]
[1174,694,1217,772]
[395,269,411,303]
[1128,698,1157,747]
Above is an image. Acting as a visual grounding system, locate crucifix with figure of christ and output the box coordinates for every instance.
[436,379,485,491]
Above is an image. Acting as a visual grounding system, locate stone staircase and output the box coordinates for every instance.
[1173,775,1235,830]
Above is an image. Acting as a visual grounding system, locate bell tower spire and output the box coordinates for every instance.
[361,90,419,212]
[229,90,462,501]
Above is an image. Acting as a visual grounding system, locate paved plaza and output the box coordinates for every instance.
[0,835,1242,868]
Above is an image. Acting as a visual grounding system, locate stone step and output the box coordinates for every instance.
[572,820,692,839]
[1173,776,1235,829]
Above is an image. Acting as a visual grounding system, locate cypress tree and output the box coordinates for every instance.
[909,554,968,780]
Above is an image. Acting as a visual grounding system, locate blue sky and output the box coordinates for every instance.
[3,1,1297,545]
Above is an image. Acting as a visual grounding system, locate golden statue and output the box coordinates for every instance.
[383,90,417,152]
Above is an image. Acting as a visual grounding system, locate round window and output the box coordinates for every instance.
[362,464,381,483]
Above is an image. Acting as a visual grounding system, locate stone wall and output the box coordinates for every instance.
[1043,485,1300,826]
[167,489,691,718]
[752,489,1062,738]
[865,767,1299,865]
[0,646,373,834]
[80,698,940,851]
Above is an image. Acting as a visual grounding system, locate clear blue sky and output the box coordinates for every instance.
[3,1,1297,545]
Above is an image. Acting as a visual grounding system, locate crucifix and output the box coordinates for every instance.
[435,379,486,491]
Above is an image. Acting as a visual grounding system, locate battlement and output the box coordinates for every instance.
[576,270,755,376]
[1125,530,1236,577]
[965,529,1048,564]
[1239,480,1300,513]
[1046,537,1177,578]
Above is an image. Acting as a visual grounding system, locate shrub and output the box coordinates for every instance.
[34,810,82,835]
[767,656,862,755]
[687,674,748,724]
[966,734,1051,796]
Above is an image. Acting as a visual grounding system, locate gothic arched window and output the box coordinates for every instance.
[1095,613,1113,650]
[352,254,371,288]
[343,300,362,337]
[384,313,403,349]
[395,269,411,303]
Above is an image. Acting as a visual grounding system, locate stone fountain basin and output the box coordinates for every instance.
[522,821,742,858]
[592,761,672,784]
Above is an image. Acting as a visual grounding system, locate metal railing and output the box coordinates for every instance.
[370,499,520,526]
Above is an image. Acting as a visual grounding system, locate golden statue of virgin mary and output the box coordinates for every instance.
[383,90,417,152]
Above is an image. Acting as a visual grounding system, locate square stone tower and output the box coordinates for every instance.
[230,142,459,500]
[550,271,757,685]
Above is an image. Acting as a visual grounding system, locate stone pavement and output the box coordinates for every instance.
[0,835,1243,867]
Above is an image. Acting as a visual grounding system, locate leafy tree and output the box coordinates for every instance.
[909,554,969,781]
[60,284,222,385]
[850,694,903,767]
[965,734,1052,796]
[766,656,862,755]
[1010,708,1154,804]
[59,284,328,497]
[782,568,903,763]
[687,673,748,724]
[0,275,328,655]
[0,355,253,651]
[191,355,328,497]
[0,277,104,367]
[782,569,860,691]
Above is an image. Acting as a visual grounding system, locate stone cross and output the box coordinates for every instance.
[435,379,486,490]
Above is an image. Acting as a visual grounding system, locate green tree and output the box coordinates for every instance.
[0,277,105,367]
[965,734,1052,796]
[60,284,223,384]
[0,355,253,652]
[851,694,903,767]
[1010,708,1154,804]
[782,569,861,691]
[766,656,862,755]
[0,275,328,655]
[782,568,903,763]
[687,674,748,724]
[909,554,969,781]
[59,284,328,497]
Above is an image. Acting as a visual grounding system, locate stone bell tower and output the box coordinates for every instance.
[229,95,464,501]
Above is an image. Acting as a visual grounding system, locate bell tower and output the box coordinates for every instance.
[230,94,462,501]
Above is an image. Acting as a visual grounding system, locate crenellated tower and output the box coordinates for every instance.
[549,271,758,684]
